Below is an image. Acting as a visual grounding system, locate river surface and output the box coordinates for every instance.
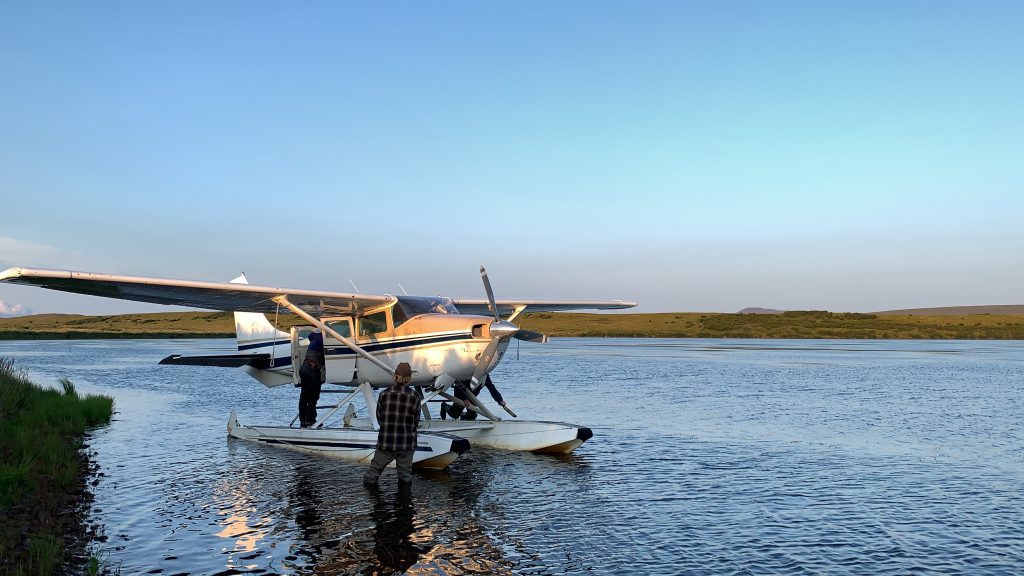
[2,338,1023,575]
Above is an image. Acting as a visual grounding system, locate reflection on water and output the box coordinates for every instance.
[214,475,271,570]
[370,484,421,573]
[2,337,1023,574]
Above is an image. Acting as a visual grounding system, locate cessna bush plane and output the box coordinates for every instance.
[1,265,635,469]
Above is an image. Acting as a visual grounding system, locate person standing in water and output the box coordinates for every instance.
[364,362,420,488]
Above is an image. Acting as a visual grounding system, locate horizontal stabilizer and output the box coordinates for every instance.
[159,353,271,368]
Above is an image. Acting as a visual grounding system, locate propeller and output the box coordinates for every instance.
[469,266,549,386]
[512,329,548,343]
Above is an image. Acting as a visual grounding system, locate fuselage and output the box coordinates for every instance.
[236,306,509,388]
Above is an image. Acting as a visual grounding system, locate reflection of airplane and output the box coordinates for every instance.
[1,265,635,468]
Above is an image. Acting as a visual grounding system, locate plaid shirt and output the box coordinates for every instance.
[375,384,420,451]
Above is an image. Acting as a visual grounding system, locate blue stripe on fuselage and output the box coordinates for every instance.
[237,332,474,358]
[238,340,289,352]
[324,332,472,356]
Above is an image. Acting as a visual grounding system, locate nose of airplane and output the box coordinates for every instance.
[488,319,520,340]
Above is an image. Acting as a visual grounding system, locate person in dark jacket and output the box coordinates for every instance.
[364,362,420,487]
[298,357,322,428]
[306,329,326,382]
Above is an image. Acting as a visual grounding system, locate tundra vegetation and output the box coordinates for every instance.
[0,358,114,575]
[1,310,1024,340]
[518,311,1024,339]
[0,312,237,339]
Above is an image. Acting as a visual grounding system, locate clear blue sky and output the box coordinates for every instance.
[1,1,1022,315]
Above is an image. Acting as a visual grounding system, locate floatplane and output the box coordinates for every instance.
[1,266,635,469]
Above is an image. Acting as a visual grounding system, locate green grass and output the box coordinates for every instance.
[0,358,114,575]
[0,311,237,339]
[517,310,1024,339]
[3,309,1024,340]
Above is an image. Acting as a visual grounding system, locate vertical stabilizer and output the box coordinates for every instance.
[230,274,289,351]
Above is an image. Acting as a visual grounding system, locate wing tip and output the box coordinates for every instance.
[0,267,24,282]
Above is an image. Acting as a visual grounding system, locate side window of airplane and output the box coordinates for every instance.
[358,311,389,337]
[325,319,352,339]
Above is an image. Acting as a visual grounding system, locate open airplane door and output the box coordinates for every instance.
[290,327,307,386]
[290,320,357,385]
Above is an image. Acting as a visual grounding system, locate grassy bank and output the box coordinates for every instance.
[516,310,1024,339]
[0,358,114,575]
[0,312,235,340]
[2,310,1024,340]
[0,331,232,340]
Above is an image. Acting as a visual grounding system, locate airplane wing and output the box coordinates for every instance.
[0,267,394,315]
[451,299,637,317]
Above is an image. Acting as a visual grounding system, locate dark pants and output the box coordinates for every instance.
[364,449,415,484]
[445,402,478,420]
[299,385,321,427]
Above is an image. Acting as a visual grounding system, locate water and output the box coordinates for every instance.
[2,338,1023,575]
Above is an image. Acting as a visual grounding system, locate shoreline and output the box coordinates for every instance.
[2,310,1024,340]
[59,439,102,574]
[0,331,233,340]
[2,332,1023,341]
[0,361,114,574]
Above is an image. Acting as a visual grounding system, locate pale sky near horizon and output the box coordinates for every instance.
[1,1,1022,316]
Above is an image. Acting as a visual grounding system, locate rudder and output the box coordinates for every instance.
[230,274,289,351]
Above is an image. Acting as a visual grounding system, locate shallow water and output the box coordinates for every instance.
[3,338,1023,575]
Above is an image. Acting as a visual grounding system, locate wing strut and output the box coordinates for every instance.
[271,295,396,376]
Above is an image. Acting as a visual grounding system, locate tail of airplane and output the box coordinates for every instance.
[230,274,289,351]
[159,274,293,387]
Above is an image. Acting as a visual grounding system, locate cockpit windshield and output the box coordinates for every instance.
[395,296,459,318]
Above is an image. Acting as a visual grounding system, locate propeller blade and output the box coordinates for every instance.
[513,329,549,344]
[470,337,502,386]
[480,265,500,322]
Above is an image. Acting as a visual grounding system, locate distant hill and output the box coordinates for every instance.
[737,307,785,314]
[515,310,1024,339]
[4,309,1024,339]
[0,311,236,339]
[874,305,1024,316]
